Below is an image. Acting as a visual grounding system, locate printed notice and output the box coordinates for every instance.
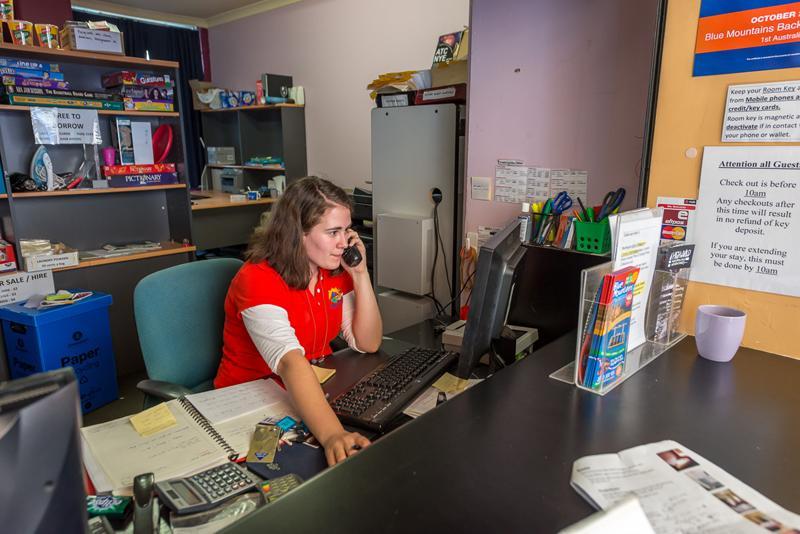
[656,197,697,242]
[550,169,588,200]
[722,81,800,142]
[30,107,101,145]
[493,161,588,204]
[692,146,800,297]
[494,163,528,203]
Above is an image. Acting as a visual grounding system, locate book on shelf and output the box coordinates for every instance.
[112,85,173,100]
[81,379,299,495]
[0,84,121,102]
[0,67,66,81]
[102,71,174,89]
[2,94,124,110]
[1,75,70,90]
[0,58,61,72]
[579,266,639,390]
[107,172,178,187]
[102,163,176,176]
[123,98,174,112]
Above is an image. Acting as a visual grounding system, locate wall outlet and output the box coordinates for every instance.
[467,231,479,253]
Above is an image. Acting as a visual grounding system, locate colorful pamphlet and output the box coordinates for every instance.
[580,266,639,390]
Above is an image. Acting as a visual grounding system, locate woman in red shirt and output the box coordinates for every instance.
[214,177,382,466]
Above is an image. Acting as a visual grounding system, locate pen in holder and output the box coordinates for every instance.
[530,213,561,245]
[574,220,611,255]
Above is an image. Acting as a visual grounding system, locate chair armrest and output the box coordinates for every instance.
[137,379,193,400]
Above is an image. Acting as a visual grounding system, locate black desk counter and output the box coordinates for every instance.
[225,334,800,533]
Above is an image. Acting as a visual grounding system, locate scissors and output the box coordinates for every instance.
[551,191,573,215]
[596,188,625,221]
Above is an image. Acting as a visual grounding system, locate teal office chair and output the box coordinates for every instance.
[134,258,243,406]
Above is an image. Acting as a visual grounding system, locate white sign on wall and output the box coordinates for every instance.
[31,107,101,145]
[692,146,800,297]
[722,81,800,142]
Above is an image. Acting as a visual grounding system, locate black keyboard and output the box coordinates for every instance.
[330,346,457,431]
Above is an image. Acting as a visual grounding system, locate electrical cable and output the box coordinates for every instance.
[439,269,476,313]
[433,204,453,297]
[428,204,444,315]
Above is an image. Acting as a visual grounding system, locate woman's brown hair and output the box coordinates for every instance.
[246,176,352,289]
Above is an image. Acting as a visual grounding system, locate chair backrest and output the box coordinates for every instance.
[134,258,243,389]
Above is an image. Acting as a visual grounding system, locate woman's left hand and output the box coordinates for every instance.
[341,229,368,275]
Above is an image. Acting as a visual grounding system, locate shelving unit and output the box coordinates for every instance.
[0,44,195,377]
[200,104,307,190]
[10,184,186,197]
[54,243,197,272]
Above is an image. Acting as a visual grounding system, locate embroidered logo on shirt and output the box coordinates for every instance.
[328,287,343,307]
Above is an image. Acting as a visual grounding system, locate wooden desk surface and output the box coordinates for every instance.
[190,190,276,211]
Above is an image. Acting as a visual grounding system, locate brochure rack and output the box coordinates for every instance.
[550,245,690,395]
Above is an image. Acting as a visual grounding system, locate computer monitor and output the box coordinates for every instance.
[0,368,88,534]
[456,220,527,378]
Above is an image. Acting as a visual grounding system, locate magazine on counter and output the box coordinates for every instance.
[571,440,800,533]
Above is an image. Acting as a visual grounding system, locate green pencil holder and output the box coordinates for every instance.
[574,220,611,254]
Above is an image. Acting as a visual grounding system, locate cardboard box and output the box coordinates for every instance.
[23,247,79,272]
[60,27,124,55]
[431,60,468,87]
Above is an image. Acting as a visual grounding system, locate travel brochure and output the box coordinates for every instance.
[572,440,800,532]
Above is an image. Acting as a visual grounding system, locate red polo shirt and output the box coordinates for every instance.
[214,261,353,388]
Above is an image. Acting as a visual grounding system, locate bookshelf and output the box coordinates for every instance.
[0,46,194,377]
[201,104,307,189]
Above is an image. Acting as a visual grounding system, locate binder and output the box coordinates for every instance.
[81,379,298,495]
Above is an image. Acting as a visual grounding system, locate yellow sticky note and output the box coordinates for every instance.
[311,365,336,384]
[130,402,177,437]
[432,372,468,394]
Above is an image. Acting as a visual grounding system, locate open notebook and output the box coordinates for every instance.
[81,379,298,495]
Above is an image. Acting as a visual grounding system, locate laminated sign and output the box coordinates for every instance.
[30,107,101,145]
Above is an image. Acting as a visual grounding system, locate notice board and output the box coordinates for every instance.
[647,0,800,358]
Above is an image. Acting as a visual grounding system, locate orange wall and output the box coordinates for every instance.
[647,0,800,358]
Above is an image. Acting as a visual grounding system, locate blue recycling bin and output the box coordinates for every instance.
[0,291,118,413]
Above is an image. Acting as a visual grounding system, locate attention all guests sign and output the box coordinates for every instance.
[694,0,800,76]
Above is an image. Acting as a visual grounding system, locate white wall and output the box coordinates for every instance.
[209,0,469,190]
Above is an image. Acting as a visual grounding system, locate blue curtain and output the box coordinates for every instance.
[72,11,205,188]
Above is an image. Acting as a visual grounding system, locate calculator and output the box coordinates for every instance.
[259,473,304,503]
[155,462,259,515]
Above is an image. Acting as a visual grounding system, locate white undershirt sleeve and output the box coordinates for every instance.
[340,292,364,353]
[241,304,304,374]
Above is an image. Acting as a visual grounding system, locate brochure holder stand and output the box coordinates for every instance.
[550,248,689,395]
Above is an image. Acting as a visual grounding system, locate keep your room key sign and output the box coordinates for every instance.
[691,146,800,297]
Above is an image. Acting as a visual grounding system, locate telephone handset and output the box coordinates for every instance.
[342,244,362,268]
